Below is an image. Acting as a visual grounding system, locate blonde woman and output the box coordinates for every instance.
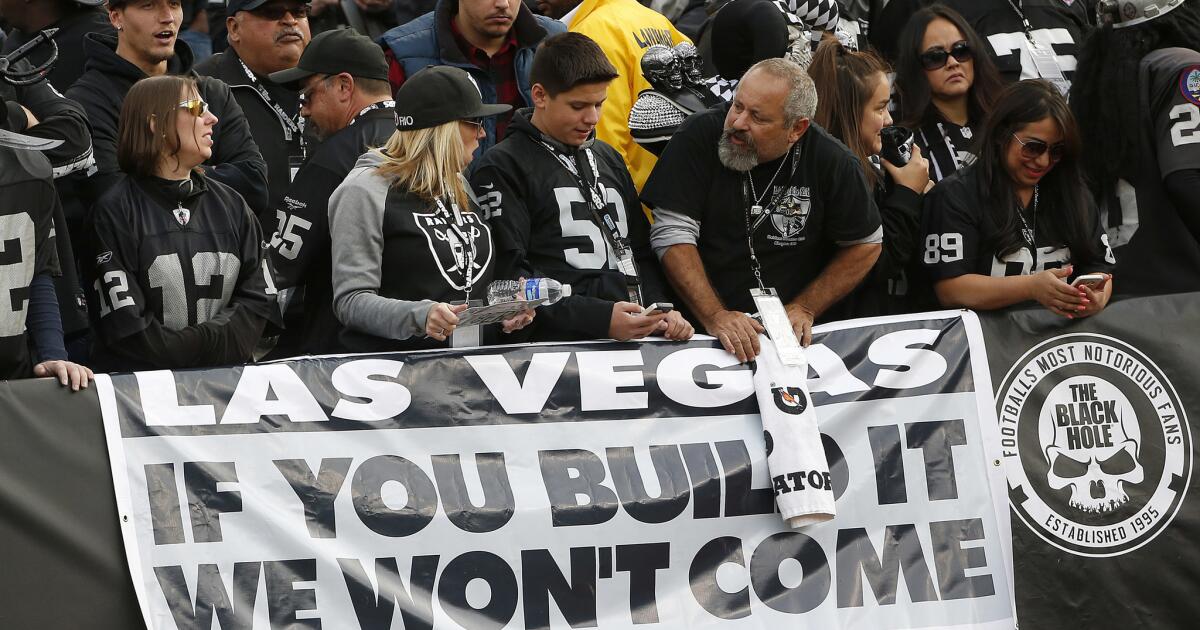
[329,66,533,352]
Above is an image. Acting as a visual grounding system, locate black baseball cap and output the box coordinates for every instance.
[269,28,389,89]
[226,0,271,14]
[393,66,511,131]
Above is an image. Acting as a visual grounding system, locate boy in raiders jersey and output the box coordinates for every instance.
[86,76,280,372]
[0,146,92,389]
[1071,0,1200,296]
[470,33,693,342]
[921,80,1114,318]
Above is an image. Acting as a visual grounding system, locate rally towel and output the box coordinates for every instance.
[752,336,835,527]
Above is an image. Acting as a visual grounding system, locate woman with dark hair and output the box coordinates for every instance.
[809,39,931,315]
[921,79,1115,317]
[1071,0,1200,297]
[895,4,1005,183]
[86,75,280,371]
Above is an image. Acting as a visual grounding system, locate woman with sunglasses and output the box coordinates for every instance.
[894,5,1004,184]
[328,66,533,352]
[808,40,932,316]
[920,79,1115,318]
[86,75,280,371]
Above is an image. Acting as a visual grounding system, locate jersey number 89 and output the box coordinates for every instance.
[924,233,964,265]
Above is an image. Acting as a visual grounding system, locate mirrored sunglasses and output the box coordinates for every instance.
[178,98,210,118]
[919,41,973,71]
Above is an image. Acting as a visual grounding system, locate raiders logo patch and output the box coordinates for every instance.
[1180,65,1200,106]
[996,333,1191,557]
[772,386,808,415]
[413,211,494,291]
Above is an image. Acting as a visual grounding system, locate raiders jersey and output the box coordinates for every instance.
[914,116,978,184]
[469,109,668,341]
[0,149,60,379]
[87,174,278,352]
[922,165,1115,282]
[1098,47,1200,296]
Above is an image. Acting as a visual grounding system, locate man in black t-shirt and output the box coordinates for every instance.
[643,58,882,361]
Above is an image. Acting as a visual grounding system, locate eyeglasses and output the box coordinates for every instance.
[178,98,210,117]
[298,75,332,106]
[460,117,484,130]
[1011,133,1067,162]
[251,3,310,20]
[919,41,973,71]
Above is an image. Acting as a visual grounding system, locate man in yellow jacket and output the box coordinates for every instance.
[538,0,690,200]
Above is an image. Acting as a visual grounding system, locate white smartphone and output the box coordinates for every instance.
[640,302,674,316]
[1071,273,1107,288]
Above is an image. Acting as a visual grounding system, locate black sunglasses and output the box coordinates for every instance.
[251,3,310,20]
[919,41,973,71]
[1012,133,1068,162]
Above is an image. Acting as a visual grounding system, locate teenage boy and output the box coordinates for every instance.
[469,32,692,342]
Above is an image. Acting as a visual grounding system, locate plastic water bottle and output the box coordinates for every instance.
[486,278,572,305]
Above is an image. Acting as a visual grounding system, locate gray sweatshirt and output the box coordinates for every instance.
[328,151,434,341]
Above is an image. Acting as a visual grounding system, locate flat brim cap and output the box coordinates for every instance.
[76,0,106,6]
[269,27,389,89]
[393,65,511,131]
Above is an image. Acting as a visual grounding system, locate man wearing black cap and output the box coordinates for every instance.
[66,0,268,213]
[0,0,115,91]
[196,0,312,220]
[470,32,692,343]
[263,27,395,357]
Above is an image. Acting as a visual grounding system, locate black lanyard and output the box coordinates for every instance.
[1015,184,1039,269]
[239,59,303,141]
[740,143,800,291]
[348,100,395,127]
[537,140,641,298]
[1004,0,1038,41]
[434,196,478,300]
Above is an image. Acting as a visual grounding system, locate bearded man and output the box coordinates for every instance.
[642,58,881,360]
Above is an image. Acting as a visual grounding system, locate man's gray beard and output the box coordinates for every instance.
[718,132,759,172]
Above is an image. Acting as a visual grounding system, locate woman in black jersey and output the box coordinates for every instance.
[920,79,1115,318]
[328,66,533,352]
[86,75,280,371]
[894,5,1004,183]
[809,40,932,316]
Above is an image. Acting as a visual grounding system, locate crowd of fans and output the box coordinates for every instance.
[0,0,1196,389]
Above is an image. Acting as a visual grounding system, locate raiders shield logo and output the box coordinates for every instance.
[771,186,810,239]
[174,206,191,226]
[414,212,494,291]
[772,386,808,415]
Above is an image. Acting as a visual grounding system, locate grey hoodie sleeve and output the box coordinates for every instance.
[329,164,434,341]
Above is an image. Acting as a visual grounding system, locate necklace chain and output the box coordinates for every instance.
[748,148,792,207]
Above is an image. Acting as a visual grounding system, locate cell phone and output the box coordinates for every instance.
[1071,273,1107,288]
[640,302,674,316]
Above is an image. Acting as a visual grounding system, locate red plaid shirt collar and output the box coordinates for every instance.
[449,17,521,138]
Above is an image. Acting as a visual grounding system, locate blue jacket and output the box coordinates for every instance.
[379,0,565,154]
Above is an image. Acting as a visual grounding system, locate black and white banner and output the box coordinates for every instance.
[96,312,1015,629]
